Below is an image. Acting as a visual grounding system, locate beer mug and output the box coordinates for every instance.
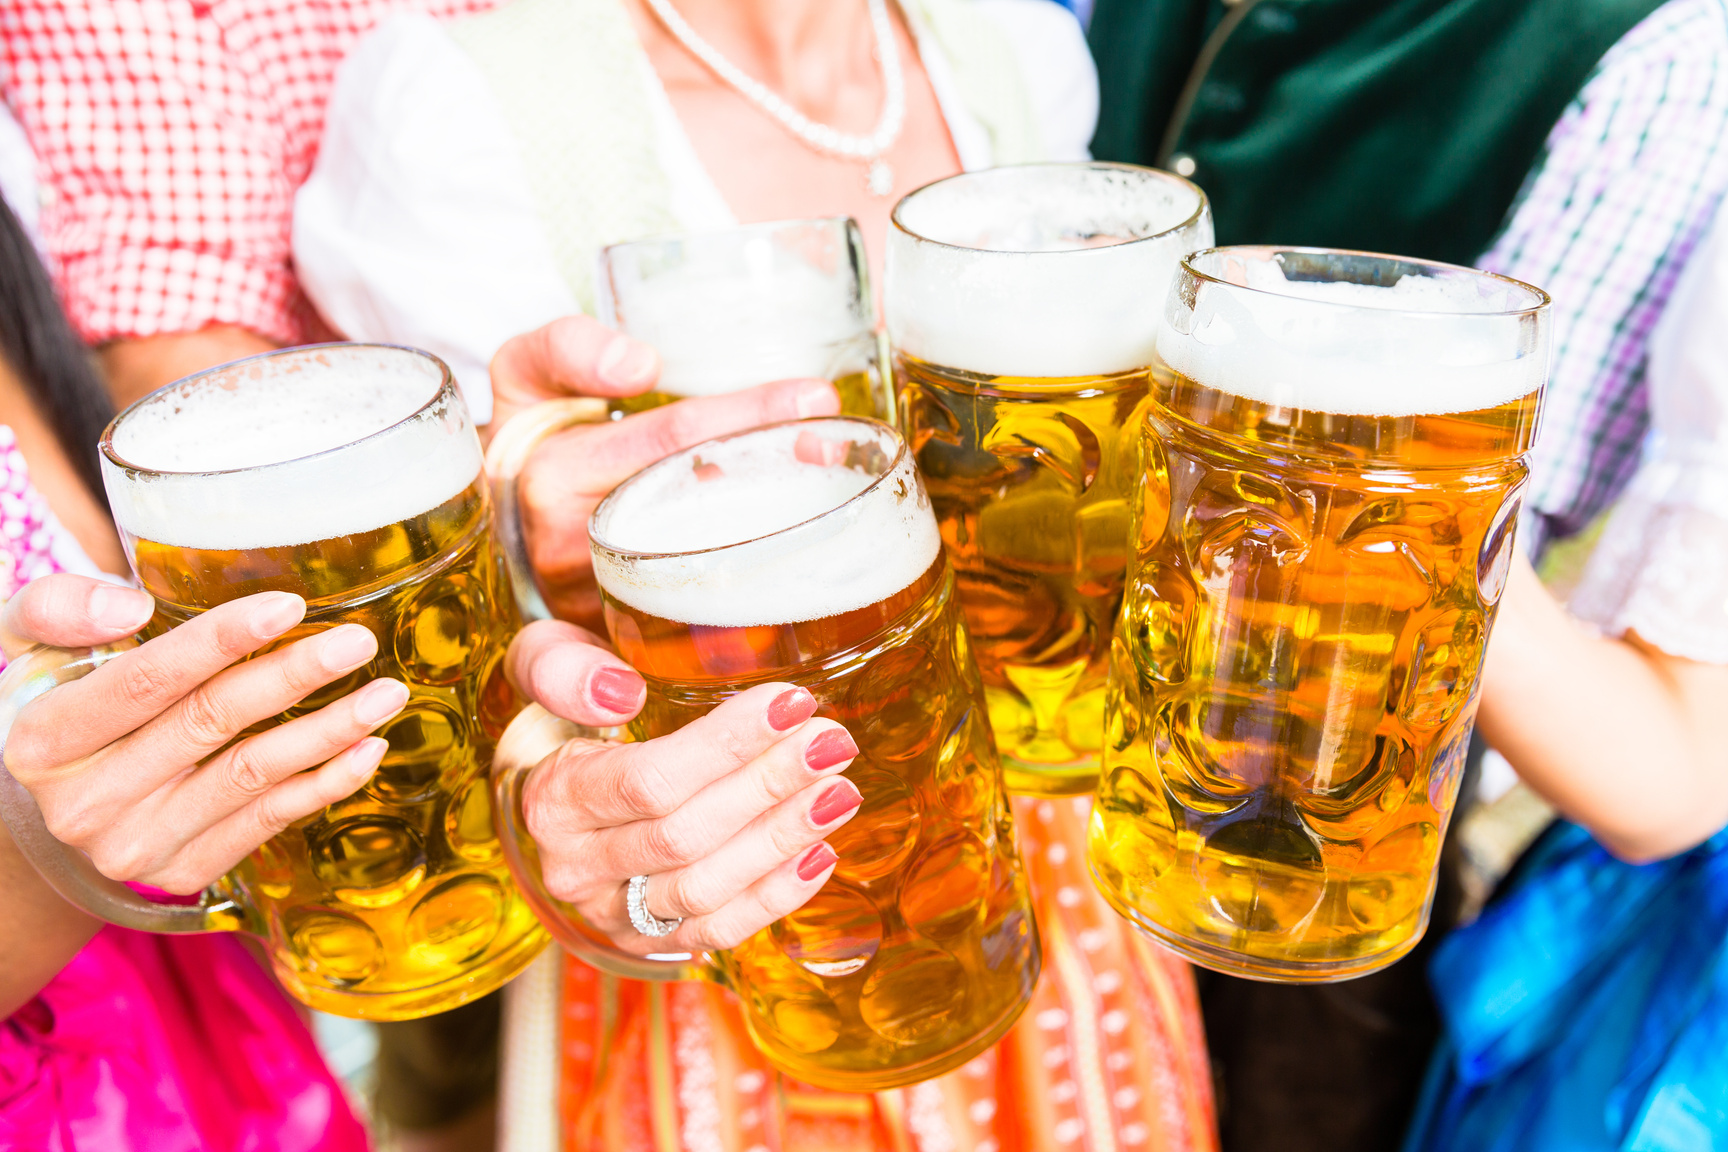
[1089,247,1550,982]
[0,345,548,1019]
[491,417,1040,1090]
[598,216,889,419]
[887,162,1213,796]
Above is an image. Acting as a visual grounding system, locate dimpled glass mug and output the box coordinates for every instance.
[0,345,548,1020]
[1089,248,1549,982]
[491,417,1041,1091]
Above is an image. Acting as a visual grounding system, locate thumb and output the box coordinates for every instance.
[489,315,661,427]
[0,574,155,660]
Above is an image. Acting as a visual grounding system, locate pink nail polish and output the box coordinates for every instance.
[591,666,646,713]
[767,687,817,731]
[809,781,862,827]
[804,728,858,772]
[796,843,838,881]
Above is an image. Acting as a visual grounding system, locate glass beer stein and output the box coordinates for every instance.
[491,417,1040,1090]
[1089,247,1550,982]
[887,162,1213,795]
[0,345,548,1019]
[598,216,890,420]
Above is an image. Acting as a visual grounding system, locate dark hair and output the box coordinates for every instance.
[0,196,114,500]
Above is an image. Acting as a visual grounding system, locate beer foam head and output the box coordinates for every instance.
[590,419,941,627]
[102,345,482,550]
[1157,248,1551,417]
[600,219,874,396]
[885,164,1212,378]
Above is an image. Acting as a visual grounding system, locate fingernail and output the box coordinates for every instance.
[353,679,410,725]
[346,737,389,779]
[805,728,858,772]
[767,687,817,731]
[797,842,839,881]
[793,429,848,466]
[809,780,862,827]
[88,585,153,631]
[596,335,658,389]
[794,379,838,419]
[254,592,306,636]
[319,625,378,672]
[590,665,646,714]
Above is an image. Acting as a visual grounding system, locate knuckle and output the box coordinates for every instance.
[543,865,587,905]
[40,794,102,849]
[663,871,722,919]
[639,817,696,872]
[176,685,239,749]
[522,738,616,835]
[613,762,676,820]
[222,742,278,800]
[714,725,757,767]
[522,762,580,843]
[118,657,182,713]
[246,791,297,842]
[767,815,814,860]
[88,840,148,883]
[6,711,57,779]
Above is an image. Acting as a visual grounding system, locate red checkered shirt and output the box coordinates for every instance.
[0,0,495,347]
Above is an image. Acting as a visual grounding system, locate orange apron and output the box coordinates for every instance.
[552,797,1218,1152]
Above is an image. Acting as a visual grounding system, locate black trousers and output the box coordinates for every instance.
[373,990,502,1131]
[1198,746,1480,1152]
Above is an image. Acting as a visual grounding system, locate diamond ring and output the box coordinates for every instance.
[626,874,682,938]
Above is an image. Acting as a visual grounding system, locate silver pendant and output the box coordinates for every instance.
[866,159,894,197]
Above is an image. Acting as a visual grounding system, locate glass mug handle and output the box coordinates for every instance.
[0,393,613,938]
[0,642,251,933]
[484,396,706,982]
[491,704,706,982]
[485,395,611,623]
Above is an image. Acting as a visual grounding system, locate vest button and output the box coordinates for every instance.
[1171,154,1198,178]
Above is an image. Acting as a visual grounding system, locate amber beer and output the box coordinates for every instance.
[100,345,546,1018]
[1089,248,1549,981]
[588,418,1039,1090]
[887,163,1213,795]
[598,217,889,420]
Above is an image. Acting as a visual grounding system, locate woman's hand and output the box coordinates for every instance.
[488,316,840,628]
[507,619,861,957]
[2,575,408,895]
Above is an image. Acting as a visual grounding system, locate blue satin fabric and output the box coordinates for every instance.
[1404,821,1728,1152]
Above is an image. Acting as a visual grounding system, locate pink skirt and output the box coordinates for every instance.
[1,927,368,1151]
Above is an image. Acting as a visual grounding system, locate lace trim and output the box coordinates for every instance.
[1569,454,1728,664]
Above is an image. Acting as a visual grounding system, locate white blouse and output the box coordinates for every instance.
[293,0,1098,424]
[1569,210,1728,664]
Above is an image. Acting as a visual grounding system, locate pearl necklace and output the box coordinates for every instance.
[643,0,908,197]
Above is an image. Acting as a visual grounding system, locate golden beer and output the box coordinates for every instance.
[887,163,1213,794]
[1089,248,1549,981]
[606,364,881,422]
[101,346,546,1018]
[599,217,890,420]
[588,418,1039,1090]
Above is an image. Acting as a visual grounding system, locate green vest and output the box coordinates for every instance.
[1088,0,1667,265]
